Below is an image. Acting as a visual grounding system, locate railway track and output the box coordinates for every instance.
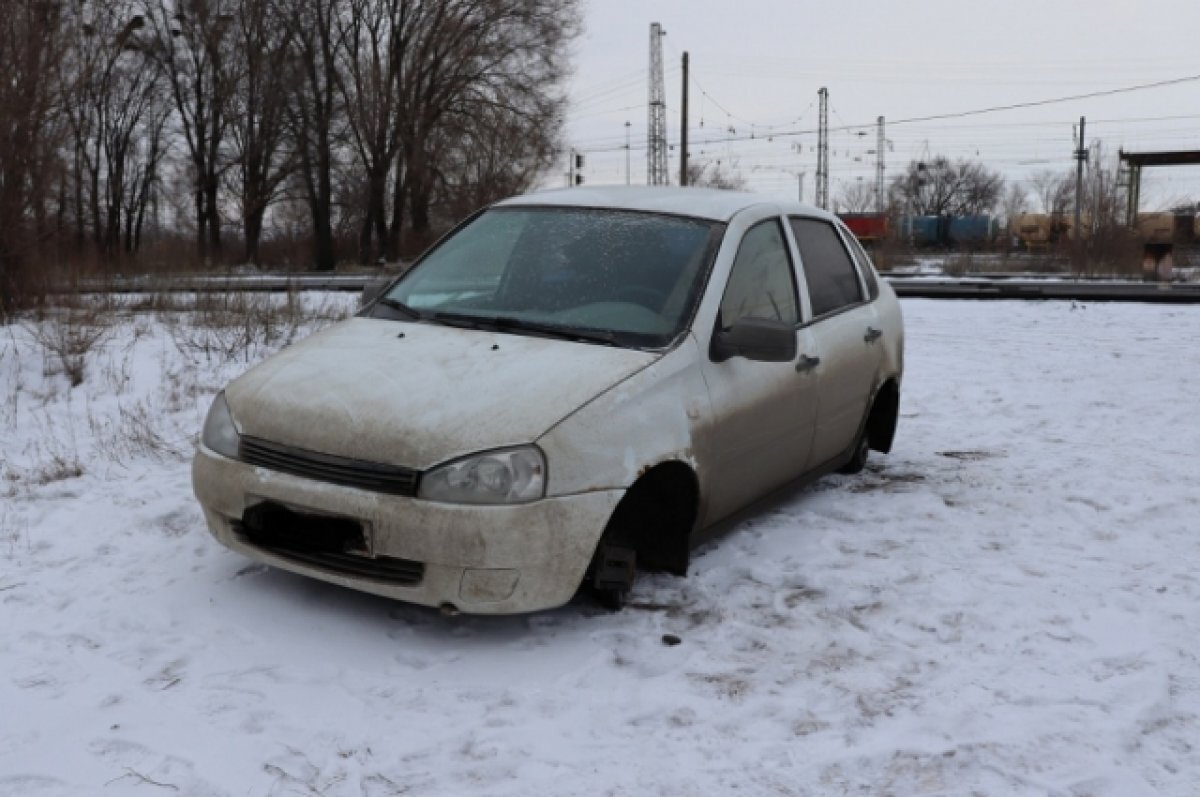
[69,272,1200,304]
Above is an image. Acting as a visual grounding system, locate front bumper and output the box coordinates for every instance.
[192,445,623,614]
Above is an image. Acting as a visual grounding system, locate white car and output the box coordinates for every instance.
[192,186,904,613]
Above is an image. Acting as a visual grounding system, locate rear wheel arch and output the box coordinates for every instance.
[867,378,900,454]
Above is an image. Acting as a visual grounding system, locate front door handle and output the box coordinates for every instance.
[795,354,821,373]
[864,327,883,343]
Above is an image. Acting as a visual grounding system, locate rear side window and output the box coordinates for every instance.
[841,227,881,300]
[718,219,798,329]
[789,217,865,318]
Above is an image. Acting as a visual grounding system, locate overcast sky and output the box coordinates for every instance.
[559,0,1200,211]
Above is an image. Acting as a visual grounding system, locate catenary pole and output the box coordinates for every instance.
[1074,116,1087,271]
[680,51,689,186]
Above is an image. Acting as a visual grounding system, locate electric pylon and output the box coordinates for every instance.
[647,22,669,186]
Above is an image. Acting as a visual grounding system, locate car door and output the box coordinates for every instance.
[788,216,882,469]
[697,217,820,523]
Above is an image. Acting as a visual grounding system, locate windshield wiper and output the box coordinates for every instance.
[374,296,422,320]
[430,312,622,347]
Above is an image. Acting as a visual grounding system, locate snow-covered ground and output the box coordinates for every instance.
[2,295,1199,796]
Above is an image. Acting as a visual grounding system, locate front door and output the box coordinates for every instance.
[698,218,820,523]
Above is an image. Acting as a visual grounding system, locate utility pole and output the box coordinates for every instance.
[1073,116,1087,272]
[624,121,631,185]
[816,87,829,210]
[876,116,886,214]
[680,51,689,186]
[647,22,669,186]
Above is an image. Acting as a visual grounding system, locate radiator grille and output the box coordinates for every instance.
[240,436,420,496]
[259,545,425,586]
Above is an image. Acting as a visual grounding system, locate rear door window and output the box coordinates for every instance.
[789,217,865,318]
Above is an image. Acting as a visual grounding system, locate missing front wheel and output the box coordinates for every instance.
[591,543,636,610]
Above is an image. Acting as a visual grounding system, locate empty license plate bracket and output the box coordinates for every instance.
[240,501,371,557]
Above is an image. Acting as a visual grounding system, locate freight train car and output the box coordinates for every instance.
[901,215,997,248]
[949,215,998,245]
[1012,212,1197,250]
[836,213,890,243]
[1136,212,1196,245]
[1011,213,1072,250]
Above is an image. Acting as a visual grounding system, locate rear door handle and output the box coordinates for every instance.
[795,354,820,373]
[864,327,883,343]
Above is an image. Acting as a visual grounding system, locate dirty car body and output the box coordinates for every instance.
[192,187,904,614]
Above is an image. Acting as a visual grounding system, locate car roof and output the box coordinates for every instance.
[495,185,837,224]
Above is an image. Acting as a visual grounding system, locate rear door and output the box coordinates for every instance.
[788,216,882,469]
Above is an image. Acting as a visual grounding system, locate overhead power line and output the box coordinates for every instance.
[884,73,1200,127]
[573,72,1200,155]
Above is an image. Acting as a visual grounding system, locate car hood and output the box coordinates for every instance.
[225,317,658,469]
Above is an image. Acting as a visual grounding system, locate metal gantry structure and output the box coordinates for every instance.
[1118,148,1200,227]
[816,87,829,209]
[647,22,669,186]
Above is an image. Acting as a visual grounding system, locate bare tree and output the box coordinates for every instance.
[0,0,67,302]
[63,1,171,263]
[228,0,295,264]
[281,0,345,271]
[335,0,412,263]
[890,156,1004,216]
[1000,182,1029,226]
[395,0,579,252]
[142,0,238,263]
[432,101,561,222]
[686,160,746,191]
[835,179,874,213]
[1030,169,1075,216]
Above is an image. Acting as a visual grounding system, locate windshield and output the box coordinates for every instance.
[381,207,723,348]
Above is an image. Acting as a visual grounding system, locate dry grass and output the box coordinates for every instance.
[22,305,114,387]
[2,288,353,487]
[161,290,348,365]
[89,399,192,467]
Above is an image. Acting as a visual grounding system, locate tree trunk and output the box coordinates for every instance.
[357,194,375,265]
[358,167,388,264]
[243,206,264,265]
[195,185,208,262]
[373,176,389,262]
[205,178,221,262]
[312,201,335,271]
[387,159,406,261]
[407,168,431,254]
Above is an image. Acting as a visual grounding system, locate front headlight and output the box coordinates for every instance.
[419,446,545,505]
[201,392,240,459]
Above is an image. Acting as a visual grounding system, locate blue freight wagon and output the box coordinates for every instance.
[948,215,996,246]
[903,215,996,247]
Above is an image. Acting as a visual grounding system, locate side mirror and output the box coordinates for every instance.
[361,277,391,308]
[710,317,797,363]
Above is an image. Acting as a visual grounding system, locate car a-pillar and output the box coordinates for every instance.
[588,461,700,609]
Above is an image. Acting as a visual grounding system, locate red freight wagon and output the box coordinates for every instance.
[837,213,889,243]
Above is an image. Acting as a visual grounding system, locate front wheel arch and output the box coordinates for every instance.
[586,461,700,605]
